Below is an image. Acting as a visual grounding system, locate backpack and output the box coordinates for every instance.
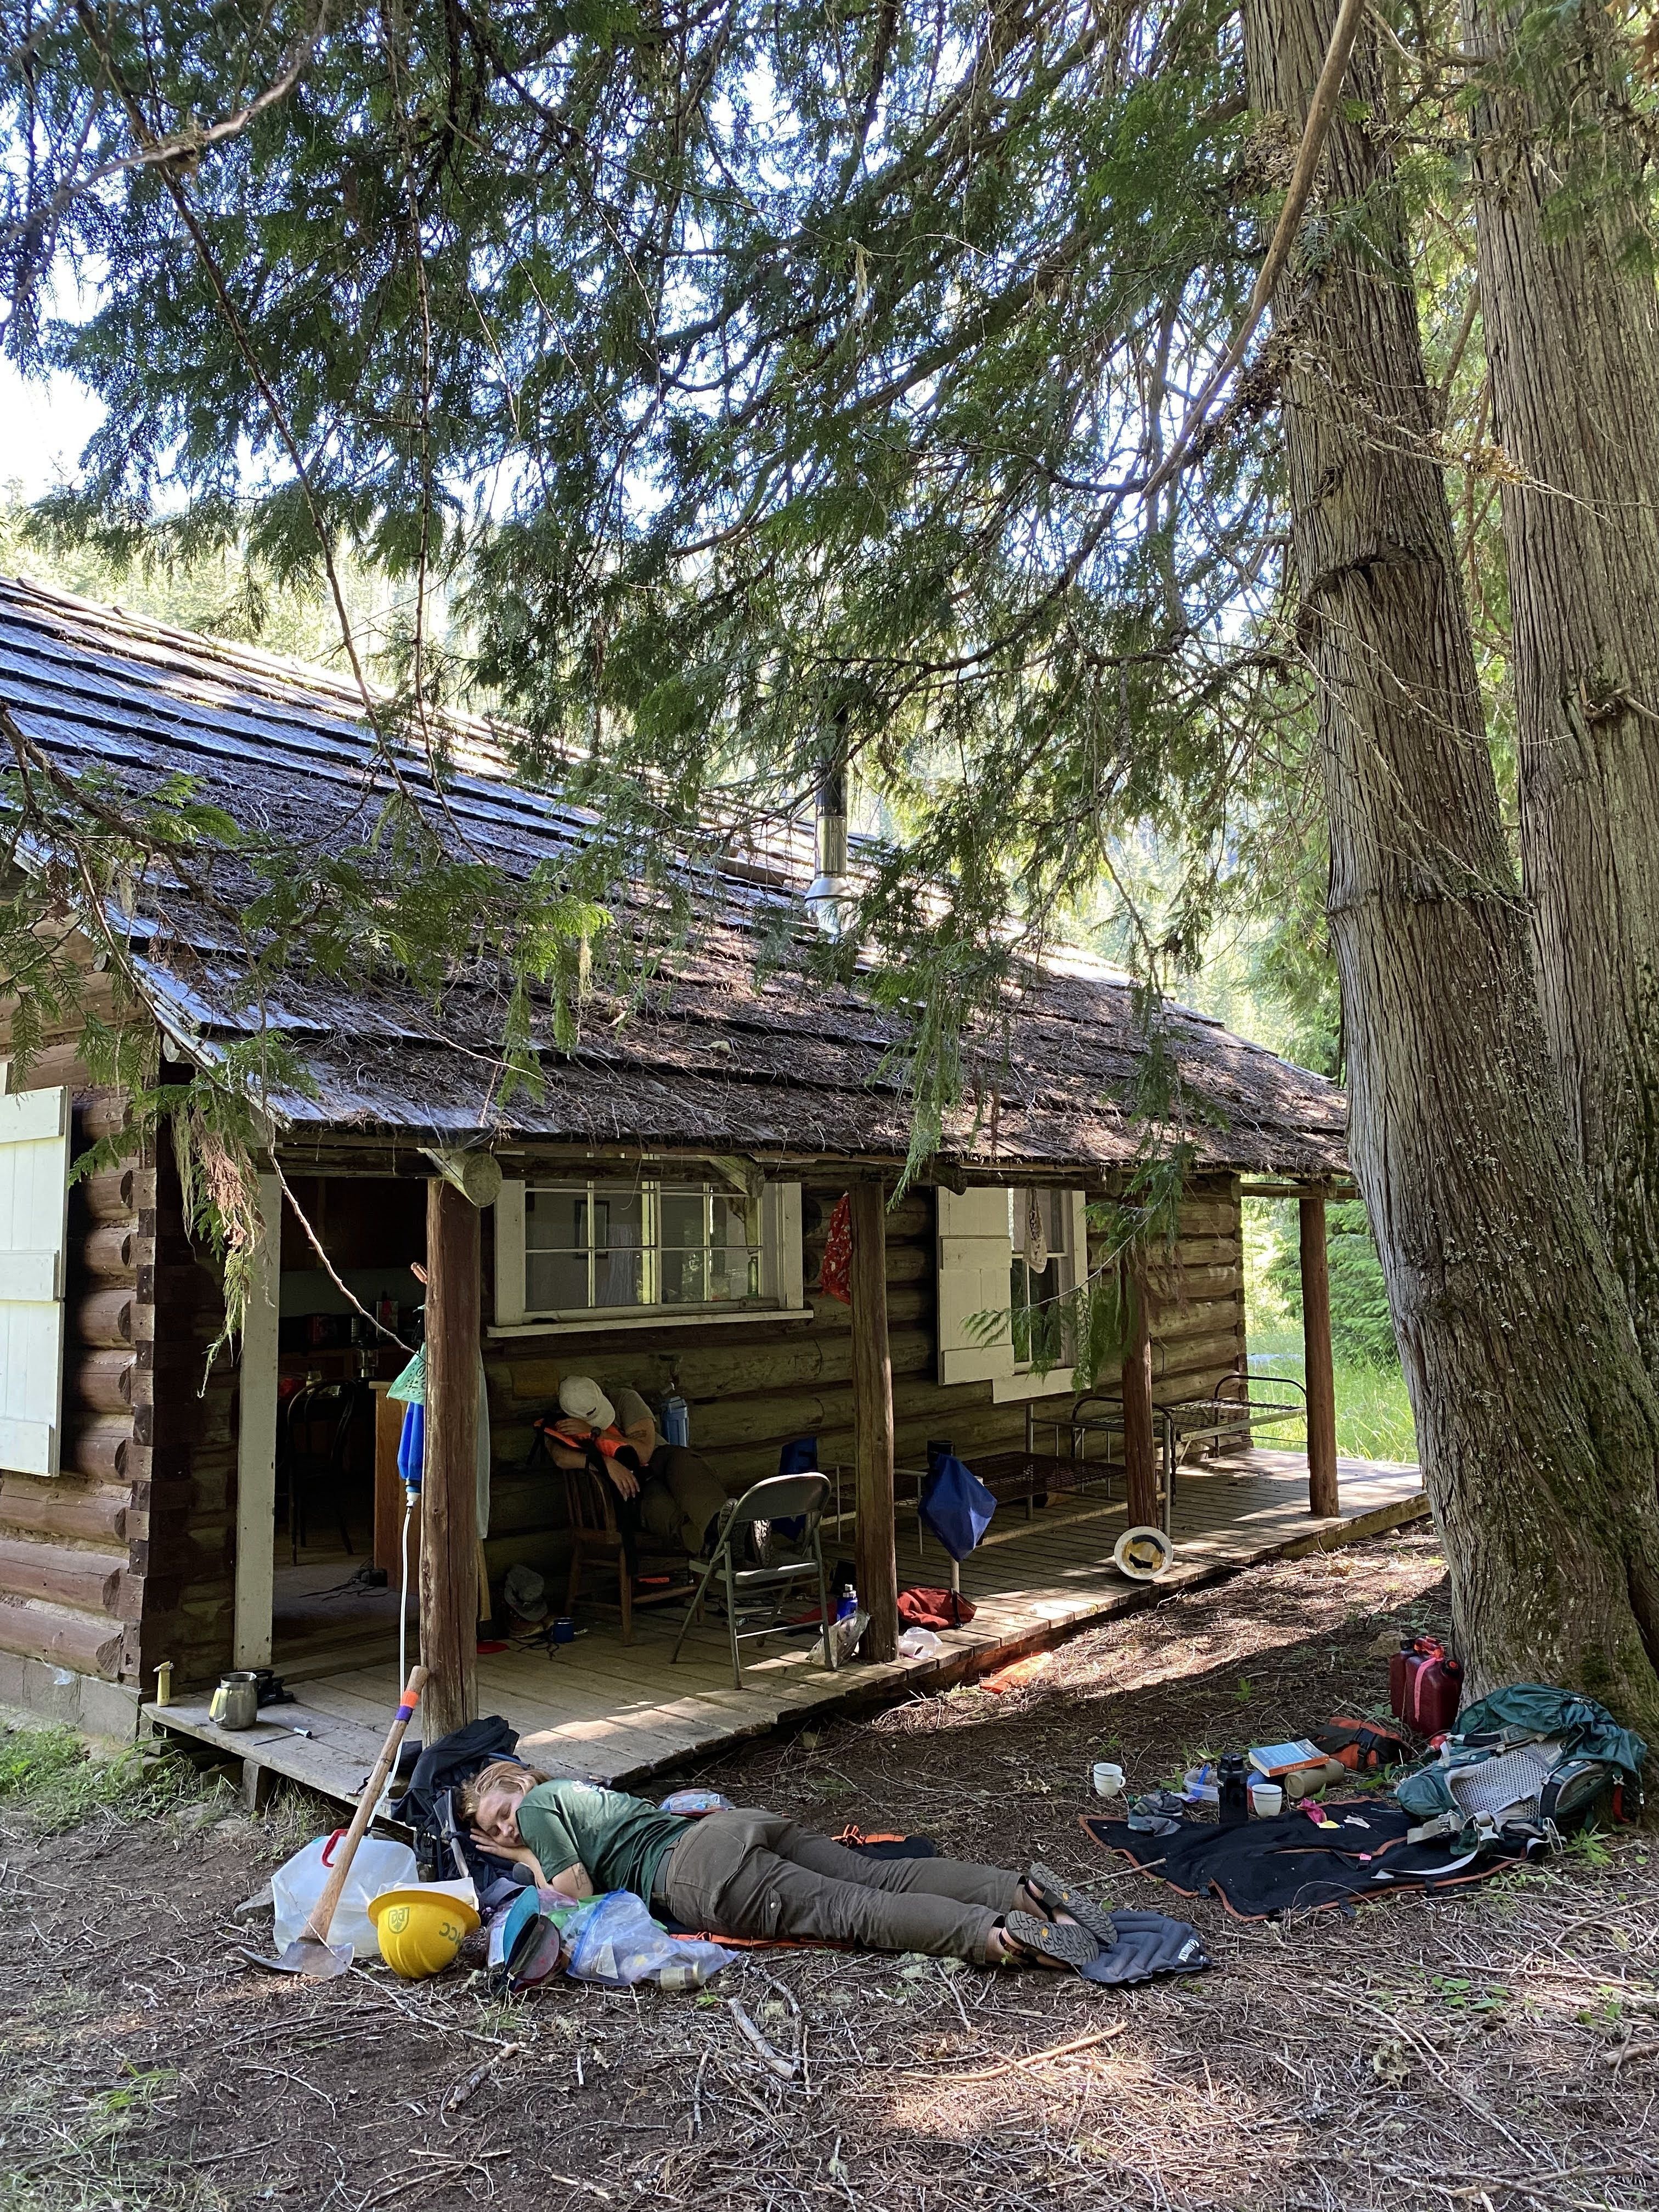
[1394,1682,1646,1844]
[388,1714,529,1890]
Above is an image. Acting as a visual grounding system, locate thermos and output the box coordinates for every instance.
[1217,1752,1251,1828]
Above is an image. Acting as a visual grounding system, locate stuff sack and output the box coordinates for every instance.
[1389,1637,1463,1735]
[272,1830,418,1959]
[1311,1717,1410,1772]
[563,1891,737,1992]
[918,1456,997,1561]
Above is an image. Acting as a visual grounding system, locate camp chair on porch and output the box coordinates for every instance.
[558,1459,685,1646]
[670,1472,836,1689]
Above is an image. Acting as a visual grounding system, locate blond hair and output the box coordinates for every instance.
[456,1759,546,1825]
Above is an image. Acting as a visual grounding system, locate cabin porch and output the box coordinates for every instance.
[146,1446,1425,1808]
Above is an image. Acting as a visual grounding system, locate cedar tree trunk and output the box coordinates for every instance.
[1240,0,1659,1737]
[1463,0,1659,1387]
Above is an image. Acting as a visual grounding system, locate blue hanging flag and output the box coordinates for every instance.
[919,1455,997,1561]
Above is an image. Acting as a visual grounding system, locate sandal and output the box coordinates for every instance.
[1025,1861,1117,1950]
[1002,1911,1101,1971]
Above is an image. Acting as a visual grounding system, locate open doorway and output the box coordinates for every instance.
[267,1175,426,1677]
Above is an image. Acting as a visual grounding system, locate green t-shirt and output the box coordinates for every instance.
[515,1781,691,1904]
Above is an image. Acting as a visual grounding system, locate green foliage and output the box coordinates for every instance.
[0,1723,195,1834]
[1267,1199,1400,1368]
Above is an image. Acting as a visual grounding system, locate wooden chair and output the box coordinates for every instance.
[558,1459,685,1645]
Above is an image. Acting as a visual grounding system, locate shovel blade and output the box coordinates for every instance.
[244,1937,354,1979]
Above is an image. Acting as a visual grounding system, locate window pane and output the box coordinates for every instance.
[526,1186,588,1252]
[594,1187,645,1306]
[659,1187,706,1250]
[527,1250,590,1312]
[662,1245,708,1305]
[710,1193,757,1301]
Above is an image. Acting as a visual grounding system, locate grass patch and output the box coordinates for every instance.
[1248,1334,1418,1463]
[0,1723,197,1836]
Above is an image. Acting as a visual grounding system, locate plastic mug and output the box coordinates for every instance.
[1250,1782,1284,1816]
[551,1617,575,1645]
[1091,1761,1126,1799]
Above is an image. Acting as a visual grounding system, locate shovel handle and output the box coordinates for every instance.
[301,1663,429,1949]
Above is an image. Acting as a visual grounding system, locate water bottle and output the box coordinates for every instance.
[1217,1753,1250,1828]
[836,1584,857,1623]
[662,1394,690,1448]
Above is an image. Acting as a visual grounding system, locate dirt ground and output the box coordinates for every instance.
[3,1525,1657,2212]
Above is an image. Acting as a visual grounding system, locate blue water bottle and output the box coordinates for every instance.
[663,1394,690,1448]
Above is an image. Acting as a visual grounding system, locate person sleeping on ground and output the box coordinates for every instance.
[541,1376,730,1559]
[458,1763,1111,1969]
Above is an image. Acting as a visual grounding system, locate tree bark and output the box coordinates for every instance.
[1300,1194,1340,1515]
[421,1178,479,1743]
[1240,0,1659,1735]
[848,1179,899,1663]
[1462,0,1659,1386]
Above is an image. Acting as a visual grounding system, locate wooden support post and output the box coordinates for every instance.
[1300,1193,1340,1516]
[1120,1259,1160,1527]
[232,1172,281,1670]
[848,1179,899,1664]
[421,1178,479,1742]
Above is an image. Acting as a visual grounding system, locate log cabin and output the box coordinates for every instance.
[0,575,1366,1751]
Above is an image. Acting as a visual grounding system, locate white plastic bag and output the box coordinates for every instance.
[898,1626,943,1659]
[272,1830,418,1958]
[563,1891,737,1992]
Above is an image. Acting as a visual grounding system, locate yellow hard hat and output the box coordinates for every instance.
[368,1883,482,1980]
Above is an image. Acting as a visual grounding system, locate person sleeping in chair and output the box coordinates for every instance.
[539,1376,730,1560]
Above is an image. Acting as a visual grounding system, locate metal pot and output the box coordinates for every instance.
[210,1671,261,1731]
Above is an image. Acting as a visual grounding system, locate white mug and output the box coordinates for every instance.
[1091,1761,1126,1799]
[1250,1782,1284,1816]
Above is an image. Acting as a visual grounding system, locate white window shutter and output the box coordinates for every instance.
[0,1086,71,1476]
[936,1185,1016,1386]
[1067,1189,1088,1291]
[761,1182,804,1306]
[494,1178,527,1324]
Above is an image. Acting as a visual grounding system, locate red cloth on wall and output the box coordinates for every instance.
[819,1192,853,1304]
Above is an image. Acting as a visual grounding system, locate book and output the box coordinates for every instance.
[1248,1738,1323,1779]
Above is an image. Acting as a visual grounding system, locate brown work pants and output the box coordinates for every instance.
[659,1810,1022,1960]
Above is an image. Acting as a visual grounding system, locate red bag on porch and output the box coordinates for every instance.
[898,1586,977,1630]
[1390,1636,1463,1735]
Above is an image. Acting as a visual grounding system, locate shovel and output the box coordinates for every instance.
[246,1663,429,1979]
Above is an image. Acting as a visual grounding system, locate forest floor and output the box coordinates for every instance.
[3,1524,1655,2212]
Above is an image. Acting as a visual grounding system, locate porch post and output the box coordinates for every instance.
[848,1178,899,1663]
[232,1171,281,1670]
[1299,1192,1340,1516]
[1120,1256,1160,1526]
[421,1177,479,1741]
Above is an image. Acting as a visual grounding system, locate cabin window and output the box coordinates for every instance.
[936,1183,1087,1397]
[494,1176,803,1328]
[1008,1186,1077,1373]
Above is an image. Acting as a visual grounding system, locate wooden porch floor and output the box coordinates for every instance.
[146,1450,1426,1808]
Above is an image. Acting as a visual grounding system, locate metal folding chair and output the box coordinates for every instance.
[669,1472,836,1689]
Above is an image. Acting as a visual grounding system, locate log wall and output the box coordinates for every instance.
[0,1034,235,1696]
[479,1171,1246,1593]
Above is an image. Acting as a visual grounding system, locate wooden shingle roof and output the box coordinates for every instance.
[0,574,1347,1176]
